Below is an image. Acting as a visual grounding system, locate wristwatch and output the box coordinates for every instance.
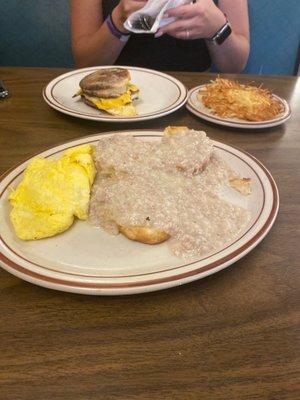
[207,16,232,45]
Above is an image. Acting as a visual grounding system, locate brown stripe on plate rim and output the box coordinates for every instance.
[0,132,279,288]
[188,85,291,125]
[45,67,187,120]
[0,185,278,289]
[0,143,266,278]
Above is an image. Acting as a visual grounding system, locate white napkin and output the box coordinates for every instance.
[124,0,192,34]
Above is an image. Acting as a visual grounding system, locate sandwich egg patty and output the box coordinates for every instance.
[82,84,139,116]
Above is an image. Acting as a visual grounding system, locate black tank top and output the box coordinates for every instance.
[102,0,214,71]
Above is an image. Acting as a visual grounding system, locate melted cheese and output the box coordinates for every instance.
[83,84,139,116]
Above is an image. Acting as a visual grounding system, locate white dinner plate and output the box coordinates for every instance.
[0,130,279,295]
[187,84,291,129]
[43,66,188,122]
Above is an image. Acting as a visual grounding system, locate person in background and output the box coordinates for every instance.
[71,0,249,72]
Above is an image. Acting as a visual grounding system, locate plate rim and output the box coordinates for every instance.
[43,66,188,122]
[187,84,291,129]
[0,130,279,294]
[0,142,265,279]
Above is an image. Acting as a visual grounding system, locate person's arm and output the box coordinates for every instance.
[207,0,250,72]
[71,0,146,67]
[156,0,250,73]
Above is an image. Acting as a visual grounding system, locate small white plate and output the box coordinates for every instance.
[43,66,188,122]
[0,130,279,295]
[187,84,291,129]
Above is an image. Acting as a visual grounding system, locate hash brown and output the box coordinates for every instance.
[198,78,284,122]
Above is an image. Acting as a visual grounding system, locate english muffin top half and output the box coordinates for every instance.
[79,68,132,98]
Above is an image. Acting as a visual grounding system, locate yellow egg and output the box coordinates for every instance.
[84,85,138,116]
[9,144,96,240]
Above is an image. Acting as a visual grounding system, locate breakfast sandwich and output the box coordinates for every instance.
[74,68,139,117]
[198,77,284,121]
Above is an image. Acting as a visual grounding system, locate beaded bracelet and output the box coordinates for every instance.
[106,13,131,43]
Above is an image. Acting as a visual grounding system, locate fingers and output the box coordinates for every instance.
[131,0,148,7]
[132,0,148,6]
[165,4,196,19]
[169,30,189,40]
[155,25,196,40]
[159,17,196,36]
[168,29,196,40]
[132,4,146,12]
[125,0,147,14]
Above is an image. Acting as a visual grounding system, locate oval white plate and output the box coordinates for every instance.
[0,130,279,295]
[43,66,188,122]
[187,84,291,129]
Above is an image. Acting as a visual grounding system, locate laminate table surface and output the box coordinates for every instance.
[0,67,299,400]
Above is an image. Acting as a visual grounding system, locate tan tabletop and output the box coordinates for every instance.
[0,67,299,400]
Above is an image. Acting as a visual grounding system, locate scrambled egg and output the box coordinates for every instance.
[84,84,139,117]
[9,145,96,240]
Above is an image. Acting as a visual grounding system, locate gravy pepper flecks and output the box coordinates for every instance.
[89,127,251,259]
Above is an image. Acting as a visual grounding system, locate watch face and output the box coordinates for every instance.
[216,23,232,45]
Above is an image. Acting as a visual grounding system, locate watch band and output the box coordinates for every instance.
[207,16,232,45]
[106,13,131,43]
